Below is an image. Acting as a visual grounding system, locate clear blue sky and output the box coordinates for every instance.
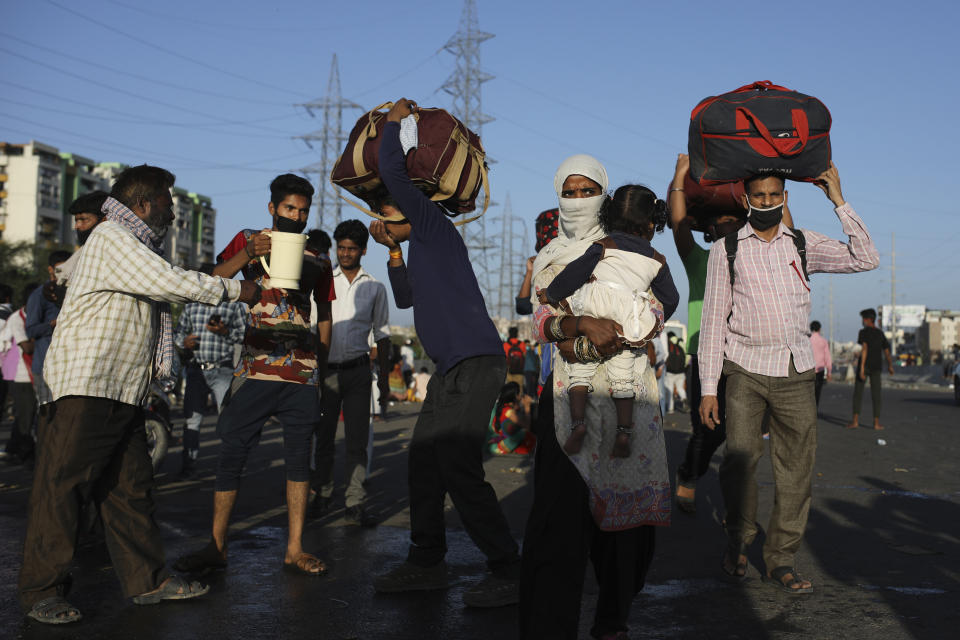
[4,0,958,341]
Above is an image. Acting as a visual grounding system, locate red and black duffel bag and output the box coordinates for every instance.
[331,102,490,225]
[689,81,831,185]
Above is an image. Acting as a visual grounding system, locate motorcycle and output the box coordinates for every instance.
[144,381,173,473]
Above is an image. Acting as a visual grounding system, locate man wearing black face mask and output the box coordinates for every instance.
[176,174,336,578]
[668,155,796,515]
[698,162,878,593]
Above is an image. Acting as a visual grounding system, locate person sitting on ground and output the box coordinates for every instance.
[487,382,535,455]
[538,184,678,457]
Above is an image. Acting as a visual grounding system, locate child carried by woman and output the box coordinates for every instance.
[538,185,678,457]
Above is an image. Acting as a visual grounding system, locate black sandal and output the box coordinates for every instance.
[721,542,749,582]
[763,566,814,594]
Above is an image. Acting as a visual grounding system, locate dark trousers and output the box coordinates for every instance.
[814,370,825,407]
[852,369,882,419]
[520,375,656,640]
[677,356,727,486]
[406,355,519,574]
[7,381,36,459]
[19,396,168,609]
[215,379,317,491]
[313,362,373,508]
[523,371,538,398]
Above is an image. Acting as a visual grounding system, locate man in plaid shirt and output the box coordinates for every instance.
[174,277,249,478]
[18,165,261,624]
[698,162,878,594]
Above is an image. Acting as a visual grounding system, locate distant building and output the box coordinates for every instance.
[0,140,215,267]
[918,310,960,358]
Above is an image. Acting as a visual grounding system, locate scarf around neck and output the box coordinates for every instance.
[102,196,174,379]
[532,154,610,283]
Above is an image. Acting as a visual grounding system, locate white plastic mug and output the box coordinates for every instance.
[259,230,306,289]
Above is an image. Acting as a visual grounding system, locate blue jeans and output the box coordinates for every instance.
[183,365,234,461]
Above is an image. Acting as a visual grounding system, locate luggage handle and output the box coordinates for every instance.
[732,80,793,94]
[736,107,809,157]
[328,153,490,227]
[350,102,395,177]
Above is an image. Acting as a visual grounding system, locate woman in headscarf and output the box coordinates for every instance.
[519,155,670,640]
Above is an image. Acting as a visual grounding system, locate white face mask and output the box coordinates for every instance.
[558,194,605,239]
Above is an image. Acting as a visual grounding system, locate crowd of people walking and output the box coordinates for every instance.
[1,95,883,638]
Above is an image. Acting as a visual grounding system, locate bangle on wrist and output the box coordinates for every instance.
[245,243,255,259]
[388,248,402,259]
[669,187,684,193]
[550,317,568,342]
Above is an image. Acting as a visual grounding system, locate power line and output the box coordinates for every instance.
[0,96,298,138]
[45,0,314,99]
[0,112,310,171]
[0,31,292,107]
[102,0,390,34]
[0,48,296,134]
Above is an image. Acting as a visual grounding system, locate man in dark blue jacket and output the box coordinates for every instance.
[368,98,519,608]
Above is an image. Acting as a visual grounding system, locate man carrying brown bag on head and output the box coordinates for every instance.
[18,164,261,625]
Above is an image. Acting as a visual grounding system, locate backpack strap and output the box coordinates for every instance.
[724,233,738,287]
[790,229,809,281]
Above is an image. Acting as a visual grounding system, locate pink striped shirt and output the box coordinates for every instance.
[698,203,878,395]
[809,331,832,373]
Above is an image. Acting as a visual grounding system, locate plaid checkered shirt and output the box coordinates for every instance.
[698,203,879,396]
[44,218,242,406]
[174,301,249,365]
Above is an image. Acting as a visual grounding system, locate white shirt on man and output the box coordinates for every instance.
[327,265,389,364]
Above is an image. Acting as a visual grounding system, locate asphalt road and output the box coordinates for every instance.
[0,380,957,640]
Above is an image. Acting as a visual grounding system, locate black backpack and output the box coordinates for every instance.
[724,229,808,286]
[506,340,525,374]
[666,342,686,373]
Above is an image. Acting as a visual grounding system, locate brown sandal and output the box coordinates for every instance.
[283,552,327,577]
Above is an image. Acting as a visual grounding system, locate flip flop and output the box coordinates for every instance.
[27,596,82,625]
[764,566,814,594]
[133,575,210,605]
[283,552,327,577]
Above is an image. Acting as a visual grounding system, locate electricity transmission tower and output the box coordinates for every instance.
[440,0,498,313]
[294,54,360,231]
[495,193,528,321]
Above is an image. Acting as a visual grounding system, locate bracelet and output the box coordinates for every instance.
[245,243,255,259]
[549,317,568,342]
[573,336,602,363]
[669,187,684,193]
[388,248,402,260]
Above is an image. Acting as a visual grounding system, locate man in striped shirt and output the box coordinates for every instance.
[698,162,878,594]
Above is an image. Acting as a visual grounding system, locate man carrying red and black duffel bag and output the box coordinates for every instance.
[689,81,831,185]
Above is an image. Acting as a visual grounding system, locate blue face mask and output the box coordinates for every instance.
[747,202,783,231]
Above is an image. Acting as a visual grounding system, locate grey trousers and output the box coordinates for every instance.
[719,358,817,571]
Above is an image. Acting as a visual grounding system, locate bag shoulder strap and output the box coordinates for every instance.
[791,229,809,281]
[724,233,738,287]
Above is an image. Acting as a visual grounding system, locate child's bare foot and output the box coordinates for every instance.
[611,426,632,458]
[563,421,587,454]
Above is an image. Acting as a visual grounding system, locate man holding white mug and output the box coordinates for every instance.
[175,174,335,577]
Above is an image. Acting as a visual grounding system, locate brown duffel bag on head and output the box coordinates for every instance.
[330,102,490,224]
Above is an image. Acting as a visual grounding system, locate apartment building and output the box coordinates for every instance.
[0,141,216,267]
